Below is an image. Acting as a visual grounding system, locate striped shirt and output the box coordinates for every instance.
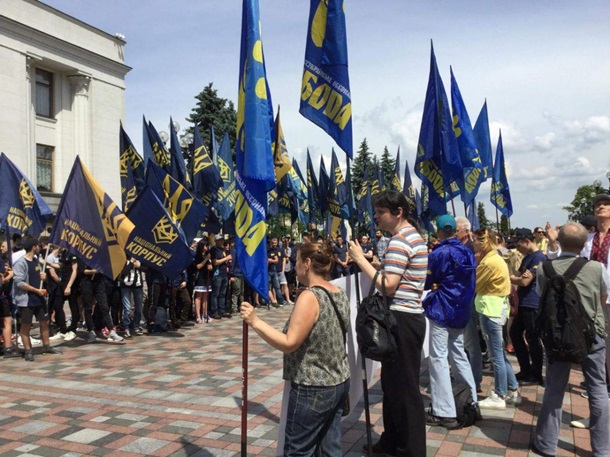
[383,225,428,313]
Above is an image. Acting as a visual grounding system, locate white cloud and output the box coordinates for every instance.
[533,132,556,151]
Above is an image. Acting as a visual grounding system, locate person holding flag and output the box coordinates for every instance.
[12,238,62,361]
[240,241,350,456]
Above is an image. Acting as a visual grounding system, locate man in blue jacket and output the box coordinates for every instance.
[424,214,478,429]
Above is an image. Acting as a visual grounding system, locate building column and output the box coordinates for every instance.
[25,55,38,179]
[68,74,91,169]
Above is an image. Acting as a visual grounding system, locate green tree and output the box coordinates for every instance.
[499,215,509,235]
[477,202,490,228]
[351,138,373,192]
[563,183,607,221]
[186,82,237,155]
[380,145,396,186]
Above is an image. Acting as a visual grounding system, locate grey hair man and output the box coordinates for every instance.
[532,222,609,457]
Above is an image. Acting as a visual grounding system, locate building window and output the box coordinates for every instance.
[36,144,53,192]
[35,69,53,118]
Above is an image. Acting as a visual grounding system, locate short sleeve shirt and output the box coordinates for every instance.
[383,225,428,313]
[211,246,229,278]
[517,250,547,309]
[334,243,348,263]
[268,246,281,273]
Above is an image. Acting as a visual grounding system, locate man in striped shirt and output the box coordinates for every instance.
[349,190,428,457]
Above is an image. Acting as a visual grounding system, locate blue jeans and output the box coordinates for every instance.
[535,334,609,456]
[121,287,143,330]
[284,379,349,457]
[463,300,483,388]
[268,270,285,304]
[479,313,518,397]
[429,321,478,417]
[210,276,228,316]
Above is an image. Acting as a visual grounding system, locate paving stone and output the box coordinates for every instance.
[62,428,111,444]
[119,437,169,454]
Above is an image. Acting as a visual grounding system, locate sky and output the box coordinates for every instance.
[43,0,610,228]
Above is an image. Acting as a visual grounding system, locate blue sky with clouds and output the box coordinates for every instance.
[43,0,610,227]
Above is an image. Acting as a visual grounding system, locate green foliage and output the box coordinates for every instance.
[186,82,237,154]
[351,138,373,192]
[563,183,608,221]
[477,202,490,228]
[380,146,396,185]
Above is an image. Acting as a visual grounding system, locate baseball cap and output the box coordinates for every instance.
[507,228,534,244]
[214,234,224,241]
[592,194,610,207]
[436,214,456,232]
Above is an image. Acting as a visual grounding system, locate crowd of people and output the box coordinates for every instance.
[2,190,609,456]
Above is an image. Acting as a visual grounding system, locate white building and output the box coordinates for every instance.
[0,0,130,210]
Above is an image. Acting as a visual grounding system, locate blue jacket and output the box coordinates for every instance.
[423,238,476,328]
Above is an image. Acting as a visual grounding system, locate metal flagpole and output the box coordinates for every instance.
[241,320,248,457]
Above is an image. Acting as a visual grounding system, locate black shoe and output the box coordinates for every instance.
[529,441,555,457]
[180,321,195,327]
[222,313,232,318]
[515,371,528,381]
[3,347,20,359]
[426,413,462,430]
[362,440,396,456]
[519,376,543,387]
[42,345,62,355]
[24,350,34,362]
[211,314,222,320]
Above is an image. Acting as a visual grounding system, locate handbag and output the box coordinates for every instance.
[312,286,350,417]
[355,271,398,362]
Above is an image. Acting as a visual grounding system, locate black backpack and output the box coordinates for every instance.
[453,383,477,427]
[536,257,597,365]
[356,271,398,361]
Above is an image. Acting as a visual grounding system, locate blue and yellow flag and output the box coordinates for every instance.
[473,100,493,182]
[490,131,513,218]
[414,42,462,217]
[143,117,171,171]
[402,157,417,217]
[345,156,355,222]
[329,149,349,220]
[145,160,209,244]
[290,159,309,225]
[210,125,220,167]
[0,153,52,237]
[119,122,145,191]
[273,107,292,183]
[450,68,484,207]
[300,0,353,158]
[125,186,194,280]
[370,163,382,196]
[169,117,190,187]
[192,124,221,206]
[216,132,238,220]
[318,156,330,215]
[357,171,375,239]
[390,147,402,192]
[235,0,276,300]
[467,198,480,231]
[49,157,134,280]
[121,160,137,212]
[306,149,319,223]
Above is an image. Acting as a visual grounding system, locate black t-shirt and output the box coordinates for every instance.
[60,251,78,284]
[268,246,281,273]
[0,258,5,276]
[25,258,45,308]
[362,243,373,260]
[334,243,348,263]
[211,246,229,278]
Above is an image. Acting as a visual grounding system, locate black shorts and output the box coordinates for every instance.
[0,297,11,319]
[19,306,49,325]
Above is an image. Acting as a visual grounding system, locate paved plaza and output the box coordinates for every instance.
[0,306,598,457]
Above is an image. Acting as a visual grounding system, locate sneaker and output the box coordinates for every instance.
[506,389,522,406]
[478,391,506,410]
[519,375,543,387]
[222,313,232,318]
[134,327,144,335]
[17,336,43,348]
[426,412,462,430]
[362,440,396,456]
[86,331,97,343]
[123,330,132,339]
[107,331,123,342]
[529,440,555,457]
[570,418,589,429]
[101,327,110,338]
[41,345,62,355]
[49,333,64,342]
[580,391,589,399]
[62,331,77,342]
[24,350,34,362]
[3,347,20,359]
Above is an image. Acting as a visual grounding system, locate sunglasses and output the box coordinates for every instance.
[535,231,544,234]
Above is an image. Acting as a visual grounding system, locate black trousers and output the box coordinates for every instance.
[509,306,544,380]
[379,311,427,456]
[47,281,67,333]
[80,277,114,332]
[169,286,192,323]
[62,280,80,333]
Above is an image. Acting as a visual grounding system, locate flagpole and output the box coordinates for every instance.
[495,207,500,231]
[241,320,248,457]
